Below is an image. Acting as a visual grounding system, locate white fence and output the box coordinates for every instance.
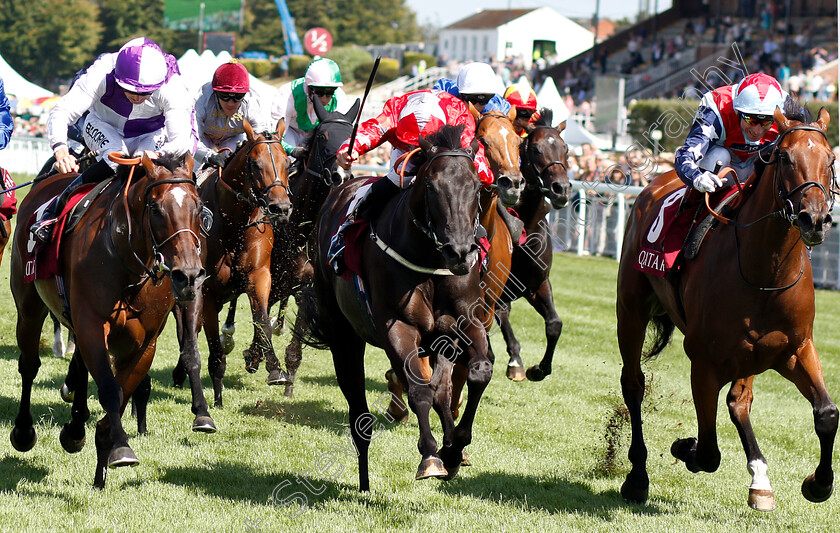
[0,135,52,175]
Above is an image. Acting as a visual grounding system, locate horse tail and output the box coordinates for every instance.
[642,312,674,359]
[292,286,330,350]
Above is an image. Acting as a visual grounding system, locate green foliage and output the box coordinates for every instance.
[400,52,437,76]
[288,55,313,78]
[325,46,372,84]
[0,0,103,90]
[354,58,400,84]
[627,99,699,154]
[97,0,174,53]
[238,59,273,79]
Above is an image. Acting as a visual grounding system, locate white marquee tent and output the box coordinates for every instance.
[0,52,54,100]
[177,49,277,102]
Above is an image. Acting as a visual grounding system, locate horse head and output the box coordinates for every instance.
[522,108,572,209]
[138,151,206,302]
[473,105,524,207]
[414,125,482,275]
[307,96,360,188]
[230,119,293,226]
[772,106,835,246]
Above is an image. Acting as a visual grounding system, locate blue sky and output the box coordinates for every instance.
[407,0,674,28]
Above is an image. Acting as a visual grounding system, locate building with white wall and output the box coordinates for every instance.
[438,7,594,68]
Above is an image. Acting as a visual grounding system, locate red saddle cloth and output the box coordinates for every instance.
[23,185,96,283]
[0,168,17,221]
[635,185,739,277]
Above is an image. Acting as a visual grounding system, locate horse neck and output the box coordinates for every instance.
[291,163,331,225]
[515,181,549,226]
[113,171,154,261]
[217,153,260,225]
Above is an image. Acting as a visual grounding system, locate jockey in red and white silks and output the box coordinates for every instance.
[675,73,787,192]
[338,89,494,188]
[46,37,196,173]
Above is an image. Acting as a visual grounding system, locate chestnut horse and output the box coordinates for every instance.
[10,151,206,488]
[171,120,292,408]
[302,125,491,490]
[495,109,573,381]
[616,105,837,509]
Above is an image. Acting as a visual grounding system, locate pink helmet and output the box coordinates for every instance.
[114,37,168,93]
[733,73,785,116]
[212,62,250,93]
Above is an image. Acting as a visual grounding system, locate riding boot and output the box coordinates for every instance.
[496,200,525,242]
[30,159,113,245]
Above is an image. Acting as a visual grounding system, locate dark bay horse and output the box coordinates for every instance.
[495,109,572,381]
[303,125,491,491]
[616,105,837,510]
[10,151,206,488]
[171,120,292,408]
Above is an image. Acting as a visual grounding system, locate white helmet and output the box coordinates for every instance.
[114,37,168,93]
[456,62,504,96]
[733,73,785,116]
[304,58,343,89]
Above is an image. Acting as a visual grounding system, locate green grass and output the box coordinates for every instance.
[1,198,840,531]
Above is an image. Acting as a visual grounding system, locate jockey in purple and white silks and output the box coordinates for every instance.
[194,61,272,169]
[32,37,196,244]
[675,72,787,193]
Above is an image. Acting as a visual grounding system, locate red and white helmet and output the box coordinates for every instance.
[212,61,250,93]
[504,84,538,111]
[733,73,785,116]
[114,37,169,93]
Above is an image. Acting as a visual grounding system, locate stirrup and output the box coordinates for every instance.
[31,217,57,244]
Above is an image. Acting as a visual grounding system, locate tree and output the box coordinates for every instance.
[98,0,177,53]
[0,0,103,90]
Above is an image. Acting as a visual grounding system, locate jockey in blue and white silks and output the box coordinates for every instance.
[0,77,12,150]
[433,62,511,116]
[33,37,197,244]
[675,73,787,193]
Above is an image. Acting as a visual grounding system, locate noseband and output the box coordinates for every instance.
[304,117,354,187]
[142,178,202,282]
[523,126,567,195]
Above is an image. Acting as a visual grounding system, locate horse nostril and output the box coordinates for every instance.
[797,211,815,230]
[497,176,513,189]
[170,270,187,288]
[551,182,566,195]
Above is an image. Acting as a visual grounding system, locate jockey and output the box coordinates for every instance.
[433,62,511,116]
[32,37,196,244]
[0,77,12,149]
[328,89,494,272]
[194,61,271,169]
[281,58,349,162]
[676,72,787,193]
[504,83,540,136]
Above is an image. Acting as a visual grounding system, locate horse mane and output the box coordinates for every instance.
[423,124,466,150]
[535,108,554,127]
[154,152,188,172]
[782,96,813,124]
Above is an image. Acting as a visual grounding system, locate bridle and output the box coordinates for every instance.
[476,111,521,186]
[304,117,354,187]
[216,136,289,225]
[522,126,568,195]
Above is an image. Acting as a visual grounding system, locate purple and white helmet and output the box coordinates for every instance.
[114,37,168,93]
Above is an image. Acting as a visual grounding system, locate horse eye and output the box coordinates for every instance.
[149,202,161,214]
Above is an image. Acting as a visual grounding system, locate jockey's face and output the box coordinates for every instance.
[310,86,335,107]
[216,92,245,117]
[739,114,774,142]
[462,93,493,114]
[124,91,152,105]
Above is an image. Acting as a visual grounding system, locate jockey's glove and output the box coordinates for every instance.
[207,151,228,168]
[692,171,723,193]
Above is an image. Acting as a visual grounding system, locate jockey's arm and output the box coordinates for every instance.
[674,102,723,187]
[0,79,12,150]
[157,78,198,157]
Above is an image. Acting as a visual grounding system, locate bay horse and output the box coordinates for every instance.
[494,109,572,381]
[171,119,292,408]
[10,151,206,488]
[215,97,359,398]
[302,125,491,491]
[616,104,837,510]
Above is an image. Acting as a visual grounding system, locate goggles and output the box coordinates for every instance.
[125,89,154,97]
[217,92,245,102]
[463,94,493,105]
[516,109,535,119]
[739,112,774,127]
[311,87,336,97]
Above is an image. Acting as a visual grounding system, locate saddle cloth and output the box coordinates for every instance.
[0,168,16,222]
[23,184,97,283]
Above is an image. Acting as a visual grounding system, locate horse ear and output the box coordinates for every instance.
[506,104,516,121]
[346,98,361,123]
[184,151,195,174]
[774,107,791,132]
[469,138,479,159]
[313,93,327,121]
[275,118,286,139]
[816,107,831,132]
[418,135,432,155]
[141,151,157,175]
[469,102,480,121]
[244,119,255,141]
[556,121,567,133]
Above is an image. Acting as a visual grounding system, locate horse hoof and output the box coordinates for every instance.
[243,349,260,373]
[802,473,834,503]
[506,364,526,382]
[266,369,291,386]
[10,426,36,452]
[441,462,461,480]
[59,383,74,403]
[415,456,448,480]
[59,424,86,453]
[748,488,776,511]
[620,479,649,504]
[284,384,295,398]
[192,415,217,433]
[386,407,409,424]
[107,446,139,468]
[460,450,472,467]
[526,365,548,381]
[670,437,701,472]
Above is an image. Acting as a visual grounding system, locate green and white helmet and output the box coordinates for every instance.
[304,58,343,89]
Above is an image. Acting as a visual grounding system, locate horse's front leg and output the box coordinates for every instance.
[777,340,837,504]
[203,293,226,407]
[727,376,776,511]
[174,296,216,432]
[671,360,722,474]
[246,267,289,384]
[495,301,525,381]
[60,348,90,454]
[440,324,492,479]
[525,278,563,382]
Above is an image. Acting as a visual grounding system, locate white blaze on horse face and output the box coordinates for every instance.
[807,138,816,150]
[498,126,515,167]
[170,186,188,207]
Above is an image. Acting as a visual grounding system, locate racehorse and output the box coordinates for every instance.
[10,151,206,488]
[170,120,292,408]
[215,97,359,398]
[302,125,491,491]
[494,109,572,381]
[616,104,837,510]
